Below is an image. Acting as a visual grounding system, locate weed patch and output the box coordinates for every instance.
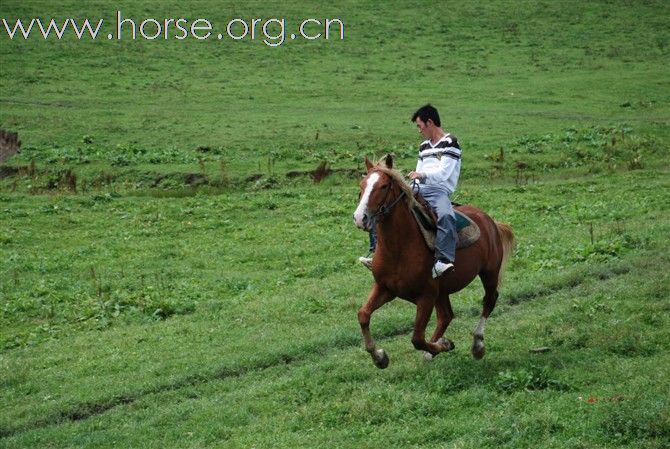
[601,396,670,443]
[495,364,570,393]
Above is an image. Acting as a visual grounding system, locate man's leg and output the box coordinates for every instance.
[368,228,377,253]
[435,207,457,263]
[420,186,457,277]
[359,226,377,270]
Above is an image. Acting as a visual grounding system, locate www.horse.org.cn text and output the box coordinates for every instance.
[1,11,345,47]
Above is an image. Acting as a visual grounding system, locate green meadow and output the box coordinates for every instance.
[1,1,669,448]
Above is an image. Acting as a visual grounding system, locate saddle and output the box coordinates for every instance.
[410,195,480,251]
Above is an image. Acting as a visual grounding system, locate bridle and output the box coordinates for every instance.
[368,170,407,221]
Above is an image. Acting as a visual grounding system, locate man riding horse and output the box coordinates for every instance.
[360,104,459,278]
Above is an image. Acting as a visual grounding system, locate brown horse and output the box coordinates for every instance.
[353,155,515,368]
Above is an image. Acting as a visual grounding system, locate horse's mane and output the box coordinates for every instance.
[371,158,439,225]
[371,165,420,209]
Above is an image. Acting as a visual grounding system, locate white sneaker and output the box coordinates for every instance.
[358,256,373,270]
[432,260,455,278]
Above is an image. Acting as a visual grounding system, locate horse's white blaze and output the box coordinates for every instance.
[353,172,379,229]
[474,316,487,338]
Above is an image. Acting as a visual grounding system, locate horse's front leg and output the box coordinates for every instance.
[427,297,456,356]
[412,297,450,356]
[358,283,394,369]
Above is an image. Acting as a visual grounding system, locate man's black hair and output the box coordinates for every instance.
[411,104,441,127]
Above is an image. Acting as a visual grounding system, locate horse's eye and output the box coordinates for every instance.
[380,184,389,191]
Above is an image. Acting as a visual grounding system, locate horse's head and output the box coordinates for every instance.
[353,155,396,231]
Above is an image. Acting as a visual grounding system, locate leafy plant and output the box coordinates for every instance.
[496,364,570,392]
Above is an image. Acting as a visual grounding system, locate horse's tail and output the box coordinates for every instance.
[495,222,516,287]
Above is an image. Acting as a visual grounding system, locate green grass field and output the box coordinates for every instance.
[1,1,669,448]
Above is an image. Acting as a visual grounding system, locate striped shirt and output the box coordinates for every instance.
[415,133,461,195]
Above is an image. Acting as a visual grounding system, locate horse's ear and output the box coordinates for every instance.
[384,154,394,169]
[365,156,374,172]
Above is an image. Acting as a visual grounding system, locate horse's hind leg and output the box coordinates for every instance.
[358,283,394,369]
[472,272,499,360]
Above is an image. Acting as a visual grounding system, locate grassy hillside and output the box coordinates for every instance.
[1,1,669,448]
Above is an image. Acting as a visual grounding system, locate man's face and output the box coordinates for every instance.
[415,118,431,139]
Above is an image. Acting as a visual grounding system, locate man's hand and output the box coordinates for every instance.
[408,171,425,181]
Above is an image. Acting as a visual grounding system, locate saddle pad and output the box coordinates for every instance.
[410,202,481,251]
[455,211,472,233]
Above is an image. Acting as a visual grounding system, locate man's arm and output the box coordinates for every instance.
[408,157,425,181]
[425,156,459,184]
[410,153,460,193]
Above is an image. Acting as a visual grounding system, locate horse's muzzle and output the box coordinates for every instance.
[353,211,372,231]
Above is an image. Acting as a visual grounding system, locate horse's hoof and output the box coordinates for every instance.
[471,341,486,360]
[423,351,434,362]
[438,338,456,352]
[472,348,485,360]
[372,349,389,369]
